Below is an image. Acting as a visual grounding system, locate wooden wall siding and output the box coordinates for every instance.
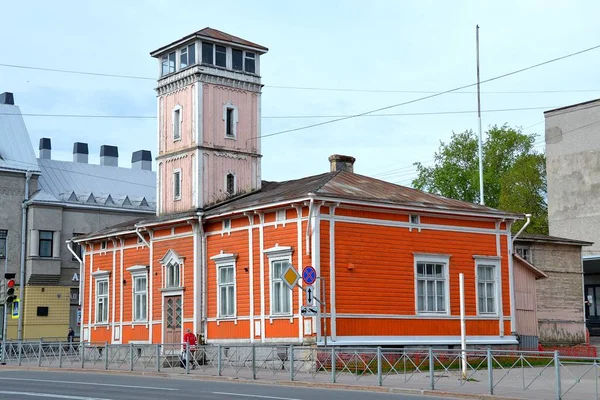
[206,229,251,317]
[159,86,195,154]
[333,221,508,317]
[420,216,497,230]
[161,153,196,213]
[207,320,251,339]
[336,318,502,336]
[202,152,257,206]
[92,327,111,343]
[152,236,195,321]
[265,319,297,338]
[174,225,193,235]
[202,84,258,151]
[122,247,151,323]
[89,251,114,334]
[122,325,149,343]
[514,259,539,337]
[335,208,409,222]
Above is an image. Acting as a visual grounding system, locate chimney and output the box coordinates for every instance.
[0,92,14,105]
[329,154,355,173]
[131,150,152,171]
[39,138,51,160]
[73,142,89,163]
[100,145,118,167]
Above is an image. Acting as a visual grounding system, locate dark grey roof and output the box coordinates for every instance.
[515,233,593,246]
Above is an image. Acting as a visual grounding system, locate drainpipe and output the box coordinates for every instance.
[18,171,32,341]
[305,194,315,255]
[67,240,83,345]
[196,212,206,340]
[508,214,531,335]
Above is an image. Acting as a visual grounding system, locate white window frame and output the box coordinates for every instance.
[160,249,185,290]
[92,270,110,324]
[100,240,107,251]
[244,51,256,74]
[211,252,238,319]
[475,258,499,316]
[265,245,294,317]
[515,246,531,262]
[225,172,236,196]
[173,168,182,201]
[410,214,420,224]
[275,209,286,228]
[223,102,238,139]
[172,105,182,141]
[127,265,148,323]
[222,219,231,232]
[414,254,450,316]
[161,51,176,76]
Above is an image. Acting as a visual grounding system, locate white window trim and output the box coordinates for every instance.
[100,240,107,251]
[474,258,500,316]
[244,51,256,74]
[173,168,182,201]
[515,245,531,262]
[172,105,182,142]
[222,219,231,233]
[160,249,185,290]
[275,209,286,228]
[93,274,109,325]
[225,172,237,196]
[414,254,451,316]
[211,252,238,320]
[127,265,149,323]
[265,245,294,317]
[223,102,238,139]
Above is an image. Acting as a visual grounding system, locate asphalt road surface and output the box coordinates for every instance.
[0,370,451,400]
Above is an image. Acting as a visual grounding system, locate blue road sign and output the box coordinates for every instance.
[302,266,317,285]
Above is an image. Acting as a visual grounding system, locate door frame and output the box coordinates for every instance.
[161,289,184,344]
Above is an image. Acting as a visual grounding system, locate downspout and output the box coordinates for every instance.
[196,212,206,340]
[67,239,83,344]
[305,194,315,255]
[17,170,32,341]
[509,213,531,335]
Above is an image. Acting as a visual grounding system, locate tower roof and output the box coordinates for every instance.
[150,27,268,57]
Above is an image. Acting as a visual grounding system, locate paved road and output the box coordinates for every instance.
[0,370,450,400]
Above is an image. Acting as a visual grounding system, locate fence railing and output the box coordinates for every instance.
[1,342,598,399]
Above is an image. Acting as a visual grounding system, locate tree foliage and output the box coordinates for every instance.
[412,125,547,234]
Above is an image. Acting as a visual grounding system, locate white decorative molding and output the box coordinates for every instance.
[212,151,248,160]
[210,251,238,263]
[156,66,262,96]
[160,249,185,265]
[264,244,293,258]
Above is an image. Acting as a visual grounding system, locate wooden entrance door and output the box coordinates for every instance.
[164,296,182,344]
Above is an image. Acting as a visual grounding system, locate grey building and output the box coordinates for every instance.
[0,92,157,340]
[545,98,600,335]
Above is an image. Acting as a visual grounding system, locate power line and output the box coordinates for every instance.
[257,43,600,140]
[1,62,599,94]
[0,106,559,120]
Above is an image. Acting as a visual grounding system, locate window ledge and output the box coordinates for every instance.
[269,314,293,319]
[160,286,185,293]
[216,317,236,321]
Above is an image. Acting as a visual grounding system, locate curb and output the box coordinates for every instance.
[2,366,525,400]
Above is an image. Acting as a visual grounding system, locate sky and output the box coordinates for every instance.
[2,0,600,186]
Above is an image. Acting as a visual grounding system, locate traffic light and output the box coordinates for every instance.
[5,273,16,304]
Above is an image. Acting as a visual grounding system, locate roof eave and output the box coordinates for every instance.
[150,33,268,58]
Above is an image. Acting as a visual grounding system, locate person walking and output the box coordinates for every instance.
[183,328,197,369]
[67,327,75,353]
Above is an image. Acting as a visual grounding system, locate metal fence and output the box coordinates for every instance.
[1,342,599,399]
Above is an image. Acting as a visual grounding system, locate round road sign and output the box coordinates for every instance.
[302,266,317,285]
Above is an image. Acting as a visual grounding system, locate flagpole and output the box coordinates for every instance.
[476,25,485,205]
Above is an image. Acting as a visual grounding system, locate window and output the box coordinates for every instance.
[96,279,108,323]
[410,214,420,224]
[39,231,53,257]
[180,44,195,68]
[166,262,180,288]
[244,52,256,74]
[232,49,243,71]
[515,246,531,262]
[477,264,497,314]
[173,169,182,200]
[100,241,107,251]
[215,45,227,67]
[161,51,176,75]
[271,260,292,315]
[0,230,6,259]
[226,173,235,196]
[201,42,213,64]
[173,107,181,140]
[133,275,147,321]
[415,256,449,314]
[276,210,286,223]
[225,108,235,138]
[218,264,235,317]
[222,219,231,231]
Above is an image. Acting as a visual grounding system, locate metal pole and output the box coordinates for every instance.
[104,342,108,370]
[429,347,435,390]
[18,171,32,341]
[331,347,336,383]
[487,348,493,395]
[2,232,8,364]
[17,341,22,366]
[476,25,484,205]
[289,345,294,382]
[377,347,382,386]
[251,345,256,380]
[217,344,222,376]
[554,350,561,400]
[185,346,190,374]
[38,340,42,367]
[130,343,134,372]
[459,273,467,380]
[81,343,85,369]
[156,344,161,372]
[59,342,63,368]
[321,277,327,347]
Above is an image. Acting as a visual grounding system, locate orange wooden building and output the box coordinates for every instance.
[75,28,523,347]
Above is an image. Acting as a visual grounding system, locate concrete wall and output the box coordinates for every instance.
[530,242,586,344]
[546,100,600,256]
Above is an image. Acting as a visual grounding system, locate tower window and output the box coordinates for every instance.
[173,107,181,141]
[226,108,234,138]
[202,42,213,64]
[215,45,227,67]
[161,51,176,76]
[180,44,195,68]
[173,170,182,200]
[232,49,243,71]
[244,52,256,74]
[226,173,235,196]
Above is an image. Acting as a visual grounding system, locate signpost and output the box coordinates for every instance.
[305,285,314,305]
[302,266,316,285]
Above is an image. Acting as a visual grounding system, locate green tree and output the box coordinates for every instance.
[412,125,547,234]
